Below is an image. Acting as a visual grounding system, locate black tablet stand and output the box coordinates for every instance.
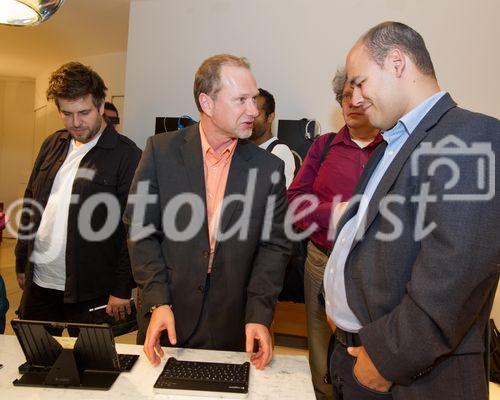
[11,319,137,390]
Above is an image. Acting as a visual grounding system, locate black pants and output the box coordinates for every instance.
[330,336,393,400]
[153,275,245,351]
[19,282,108,336]
[155,274,219,349]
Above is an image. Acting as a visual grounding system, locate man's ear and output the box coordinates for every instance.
[266,112,275,125]
[98,101,105,115]
[387,48,406,78]
[199,93,214,117]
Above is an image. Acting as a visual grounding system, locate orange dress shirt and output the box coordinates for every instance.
[199,123,237,272]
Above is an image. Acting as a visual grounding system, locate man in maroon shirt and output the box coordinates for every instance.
[287,68,382,400]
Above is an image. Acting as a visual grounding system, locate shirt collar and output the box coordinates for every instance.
[199,122,237,159]
[399,91,446,135]
[332,125,383,149]
[382,91,446,144]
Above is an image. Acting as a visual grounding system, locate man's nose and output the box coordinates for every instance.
[351,87,365,108]
[72,114,82,127]
[247,100,258,117]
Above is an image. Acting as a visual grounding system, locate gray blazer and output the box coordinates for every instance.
[125,124,291,350]
[338,94,500,399]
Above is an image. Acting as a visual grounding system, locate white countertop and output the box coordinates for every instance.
[0,334,315,399]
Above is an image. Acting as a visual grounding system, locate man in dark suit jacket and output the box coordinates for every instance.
[125,54,291,369]
[324,22,500,399]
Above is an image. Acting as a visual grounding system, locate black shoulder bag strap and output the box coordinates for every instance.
[318,132,336,165]
[265,139,285,154]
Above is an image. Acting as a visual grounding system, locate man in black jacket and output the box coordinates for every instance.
[15,62,141,329]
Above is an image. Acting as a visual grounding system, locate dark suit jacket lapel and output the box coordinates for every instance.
[349,93,457,249]
[215,140,253,251]
[180,124,210,244]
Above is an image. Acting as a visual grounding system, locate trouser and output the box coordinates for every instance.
[182,274,217,349]
[19,282,108,336]
[305,241,333,400]
[152,274,245,351]
[330,335,393,400]
[136,288,147,345]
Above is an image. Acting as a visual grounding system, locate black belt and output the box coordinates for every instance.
[311,240,332,257]
[334,327,362,347]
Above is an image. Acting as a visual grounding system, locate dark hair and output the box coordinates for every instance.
[47,62,107,108]
[258,88,275,117]
[104,101,118,116]
[362,21,436,77]
[193,54,250,112]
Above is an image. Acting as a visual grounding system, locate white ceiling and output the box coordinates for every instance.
[0,0,130,78]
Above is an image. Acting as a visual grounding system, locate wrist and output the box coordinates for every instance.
[150,303,171,314]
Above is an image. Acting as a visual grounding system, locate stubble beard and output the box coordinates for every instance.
[71,116,103,144]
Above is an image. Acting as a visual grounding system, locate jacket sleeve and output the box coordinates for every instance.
[14,136,53,274]
[123,137,172,316]
[245,161,293,327]
[111,143,142,299]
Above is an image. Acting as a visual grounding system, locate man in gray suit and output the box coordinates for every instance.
[324,22,500,399]
[126,54,291,370]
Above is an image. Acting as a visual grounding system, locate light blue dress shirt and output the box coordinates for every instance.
[324,91,446,333]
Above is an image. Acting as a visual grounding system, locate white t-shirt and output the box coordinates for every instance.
[259,137,295,188]
[351,138,372,148]
[32,134,101,291]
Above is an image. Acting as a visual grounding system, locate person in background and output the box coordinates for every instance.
[15,62,141,332]
[104,101,120,130]
[288,68,382,400]
[250,88,296,188]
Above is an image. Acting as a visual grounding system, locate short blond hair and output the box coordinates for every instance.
[193,54,250,112]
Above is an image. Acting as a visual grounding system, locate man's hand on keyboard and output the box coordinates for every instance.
[144,305,177,365]
[245,323,272,370]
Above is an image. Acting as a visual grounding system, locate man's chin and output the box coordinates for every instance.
[236,129,253,140]
[70,130,95,143]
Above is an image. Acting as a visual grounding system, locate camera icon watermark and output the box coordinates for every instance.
[411,135,495,201]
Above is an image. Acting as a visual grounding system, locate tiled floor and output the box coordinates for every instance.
[1,237,499,397]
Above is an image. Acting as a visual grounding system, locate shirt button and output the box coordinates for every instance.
[197,285,204,293]
[341,238,346,244]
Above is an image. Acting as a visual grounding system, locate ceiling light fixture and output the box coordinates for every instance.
[0,0,65,26]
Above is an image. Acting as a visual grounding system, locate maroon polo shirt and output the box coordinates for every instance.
[287,125,383,250]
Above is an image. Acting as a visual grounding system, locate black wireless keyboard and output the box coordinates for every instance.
[118,353,139,372]
[153,357,250,398]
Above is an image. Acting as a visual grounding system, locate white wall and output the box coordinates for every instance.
[0,78,36,238]
[123,0,500,148]
[123,0,500,322]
